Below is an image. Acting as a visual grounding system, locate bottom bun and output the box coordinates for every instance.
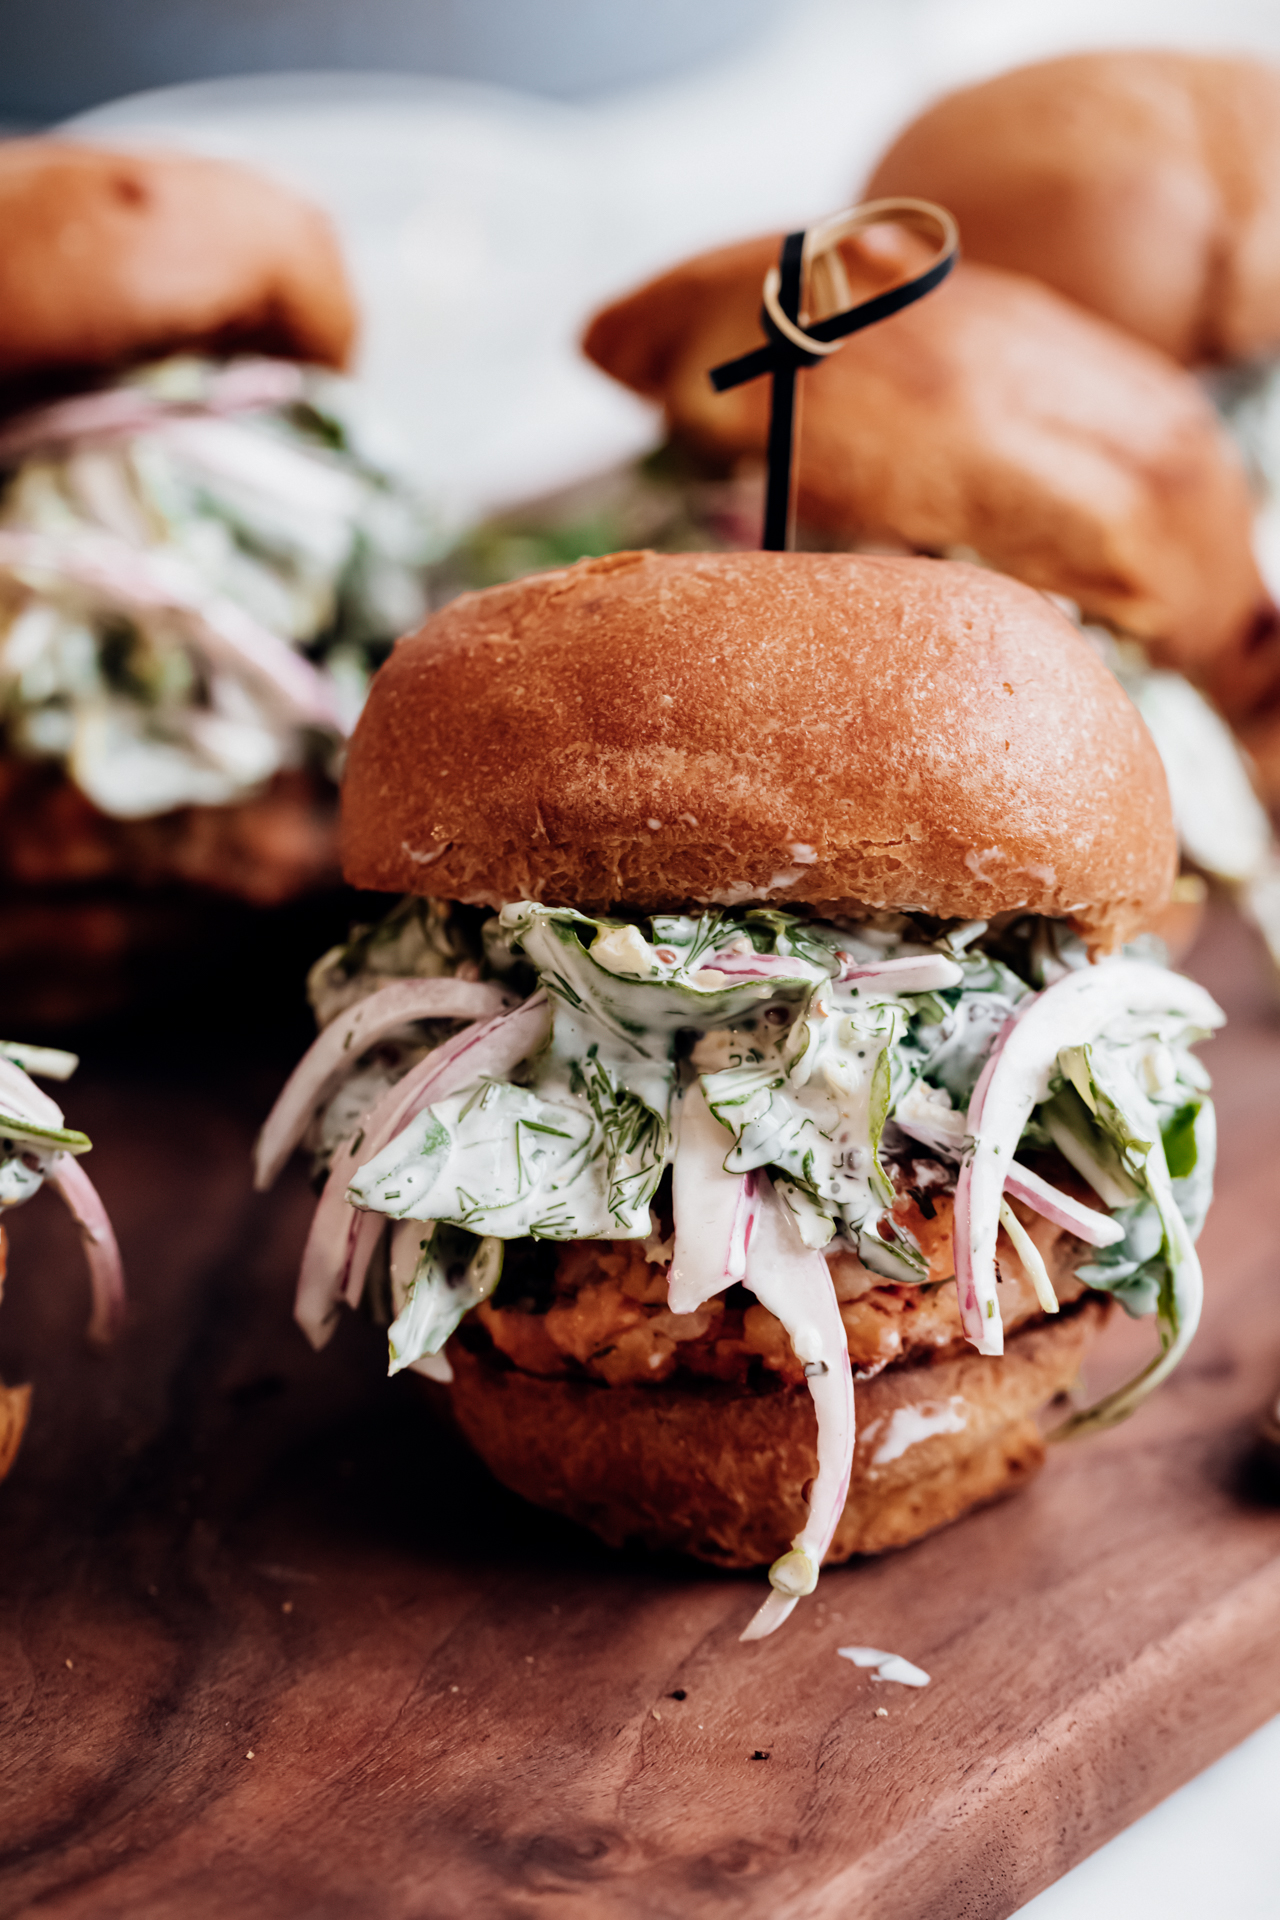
[0,761,339,905]
[0,1377,31,1483]
[0,881,359,1030]
[445,1298,1110,1568]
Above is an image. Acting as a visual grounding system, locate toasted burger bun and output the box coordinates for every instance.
[342,550,1176,949]
[864,51,1280,368]
[0,141,356,392]
[445,1297,1110,1567]
[582,233,1267,684]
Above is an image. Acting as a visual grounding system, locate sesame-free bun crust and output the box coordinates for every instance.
[444,1299,1109,1568]
[342,550,1176,948]
[582,235,1266,679]
[865,51,1280,367]
[0,141,356,387]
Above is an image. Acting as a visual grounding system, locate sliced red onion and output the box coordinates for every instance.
[0,360,307,461]
[1002,1162,1124,1248]
[738,1175,855,1642]
[0,530,342,734]
[0,1054,67,1131]
[254,977,513,1191]
[294,993,550,1348]
[341,1207,388,1314]
[953,963,1222,1357]
[0,390,178,460]
[838,954,963,993]
[205,360,310,415]
[44,1153,126,1344]
[668,1080,757,1313]
[707,951,824,981]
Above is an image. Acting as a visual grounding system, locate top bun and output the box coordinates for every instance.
[582,232,1266,683]
[342,550,1175,949]
[865,51,1280,367]
[0,141,356,391]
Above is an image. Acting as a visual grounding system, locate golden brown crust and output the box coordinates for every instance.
[0,140,356,385]
[341,550,1177,948]
[445,1298,1109,1567]
[864,50,1280,367]
[582,235,1267,678]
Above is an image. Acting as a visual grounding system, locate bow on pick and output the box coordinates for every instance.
[709,197,959,551]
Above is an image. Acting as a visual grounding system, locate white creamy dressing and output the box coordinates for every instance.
[867,1397,969,1467]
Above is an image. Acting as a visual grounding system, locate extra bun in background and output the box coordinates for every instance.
[582,231,1268,689]
[342,549,1176,949]
[0,140,356,394]
[864,51,1280,370]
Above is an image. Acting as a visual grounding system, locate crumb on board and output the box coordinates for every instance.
[876,1708,889,1719]
[750,1750,771,1761]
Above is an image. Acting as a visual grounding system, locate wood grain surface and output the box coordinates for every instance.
[1,900,1278,1920]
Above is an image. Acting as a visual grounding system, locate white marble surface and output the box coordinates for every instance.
[58,14,1280,1907]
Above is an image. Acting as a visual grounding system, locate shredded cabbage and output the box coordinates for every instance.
[0,354,437,816]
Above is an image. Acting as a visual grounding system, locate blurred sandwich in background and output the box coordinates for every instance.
[0,141,435,1026]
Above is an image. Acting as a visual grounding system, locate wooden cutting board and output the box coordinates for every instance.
[2,900,1278,1920]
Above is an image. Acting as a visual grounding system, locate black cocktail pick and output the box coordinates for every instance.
[709,198,959,551]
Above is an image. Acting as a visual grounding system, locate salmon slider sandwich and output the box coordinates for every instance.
[0,141,433,1021]
[257,550,1222,1638]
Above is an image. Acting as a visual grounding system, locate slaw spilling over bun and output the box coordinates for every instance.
[0,141,433,926]
[0,1040,124,1483]
[258,551,1222,1638]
